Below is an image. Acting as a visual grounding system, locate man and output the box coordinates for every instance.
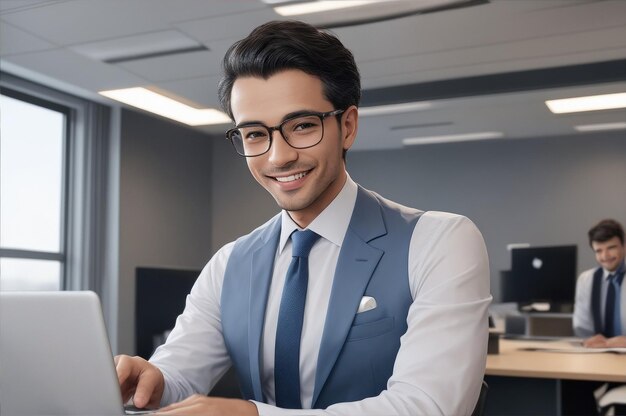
[574,219,626,348]
[116,20,491,416]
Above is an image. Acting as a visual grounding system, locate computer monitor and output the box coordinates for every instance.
[135,267,200,359]
[508,245,577,306]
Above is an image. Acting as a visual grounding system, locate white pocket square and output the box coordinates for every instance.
[357,296,377,313]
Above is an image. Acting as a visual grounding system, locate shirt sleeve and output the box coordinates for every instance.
[573,269,596,338]
[149,242,235,406]
[253,212,492,416]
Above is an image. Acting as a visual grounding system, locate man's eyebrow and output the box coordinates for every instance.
[282,109,318,120]
[236,120,264,128]
[236,109,320,128]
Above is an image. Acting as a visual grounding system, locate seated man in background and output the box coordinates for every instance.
[574,219,626,348]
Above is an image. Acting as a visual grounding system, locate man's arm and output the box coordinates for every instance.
[573,269,596,338]
[148,243,235,405]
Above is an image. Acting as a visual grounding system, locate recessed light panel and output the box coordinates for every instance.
[99,87,230,126]
[273,0,372,16]
[359,101,432,117]
[574,122,626,132]
[546,92,626,114]
[403,131,504,146]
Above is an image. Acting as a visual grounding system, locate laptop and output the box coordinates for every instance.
[0,291,151,415]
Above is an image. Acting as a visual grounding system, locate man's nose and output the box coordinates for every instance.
[268,130,297,166]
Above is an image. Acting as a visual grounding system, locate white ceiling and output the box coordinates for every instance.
[1,0,625,150]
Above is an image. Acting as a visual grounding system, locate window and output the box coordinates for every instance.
[0,90,69,291]
[0,72,119,350]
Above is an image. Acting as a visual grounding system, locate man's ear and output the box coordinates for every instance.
[341,105,358,151]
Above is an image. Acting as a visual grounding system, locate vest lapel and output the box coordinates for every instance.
[312,187,386,406]
[248,216,281,402]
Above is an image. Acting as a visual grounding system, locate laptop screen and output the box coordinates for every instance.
[0,291,126,415]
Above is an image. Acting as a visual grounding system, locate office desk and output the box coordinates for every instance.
[485,339,626,415]
[487,339,626,382]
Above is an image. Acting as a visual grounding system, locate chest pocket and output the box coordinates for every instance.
[346,316,394,342]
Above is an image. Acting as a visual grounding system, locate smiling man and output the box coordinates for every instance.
[115,20,491,416]
[574,219,626,348]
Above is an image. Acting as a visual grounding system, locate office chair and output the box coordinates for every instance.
[471,380,489,416]
[208,367,242,399]
[597,384,626,416]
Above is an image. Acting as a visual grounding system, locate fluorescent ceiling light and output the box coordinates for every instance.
[273,1,374,16]
[99,87,230,126]
[403,131,504,146]
[266,0,475,27]
[545,92,626,114]
[359,101,431,117]
[574,122,626,132]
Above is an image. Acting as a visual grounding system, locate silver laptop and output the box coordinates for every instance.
[0,291,139,415]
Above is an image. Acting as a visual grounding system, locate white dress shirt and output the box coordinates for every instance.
[150,175,492,416]
[573,261,626,338]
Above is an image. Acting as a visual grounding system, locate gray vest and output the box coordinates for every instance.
[221,186,422,408]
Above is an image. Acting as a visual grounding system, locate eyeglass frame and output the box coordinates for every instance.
[225,109,345,157]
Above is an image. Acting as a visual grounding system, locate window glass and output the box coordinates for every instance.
[0,94,65,252]
[0,258,61,291]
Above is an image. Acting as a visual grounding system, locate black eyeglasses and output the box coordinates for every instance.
[225,109,344,157]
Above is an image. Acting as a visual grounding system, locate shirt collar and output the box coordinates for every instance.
[279,173,358,254]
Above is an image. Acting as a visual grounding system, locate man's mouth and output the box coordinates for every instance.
[274,170,310,183]
[601,260,617,269]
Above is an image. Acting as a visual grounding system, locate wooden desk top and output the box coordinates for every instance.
[486,339,626,383]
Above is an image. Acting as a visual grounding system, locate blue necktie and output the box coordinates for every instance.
[605,267,625,337]
[274,229,320,409]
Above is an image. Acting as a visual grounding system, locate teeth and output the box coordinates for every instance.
[276,171,307,183]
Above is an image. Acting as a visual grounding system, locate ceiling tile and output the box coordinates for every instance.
[4,48,146,91]
[158,75,223,109]
[0,19,56,56]
[175,8,279,43]
[115,50,219,83]
[0,0,265,45]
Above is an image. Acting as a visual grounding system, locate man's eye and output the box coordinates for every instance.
[294,122,316,131]
[244,130,268,140]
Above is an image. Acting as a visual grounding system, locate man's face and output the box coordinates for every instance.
[592,236,626,273]
[229,69,357,227]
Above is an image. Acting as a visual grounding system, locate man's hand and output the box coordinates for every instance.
[583,334,626,348]
[583,334,608,348]
[606,335,626,348]
[115,354,165,409]
[156,395,258,415]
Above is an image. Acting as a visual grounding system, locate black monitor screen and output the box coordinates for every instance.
[135,267,200,359]
[508,245,577,304]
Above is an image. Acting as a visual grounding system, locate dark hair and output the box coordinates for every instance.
[588,219,625,246]
[217,20,361,120]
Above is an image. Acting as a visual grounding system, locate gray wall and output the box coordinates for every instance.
[211,131,626,301]
[211,139,277,250]
[118,109,213,354]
